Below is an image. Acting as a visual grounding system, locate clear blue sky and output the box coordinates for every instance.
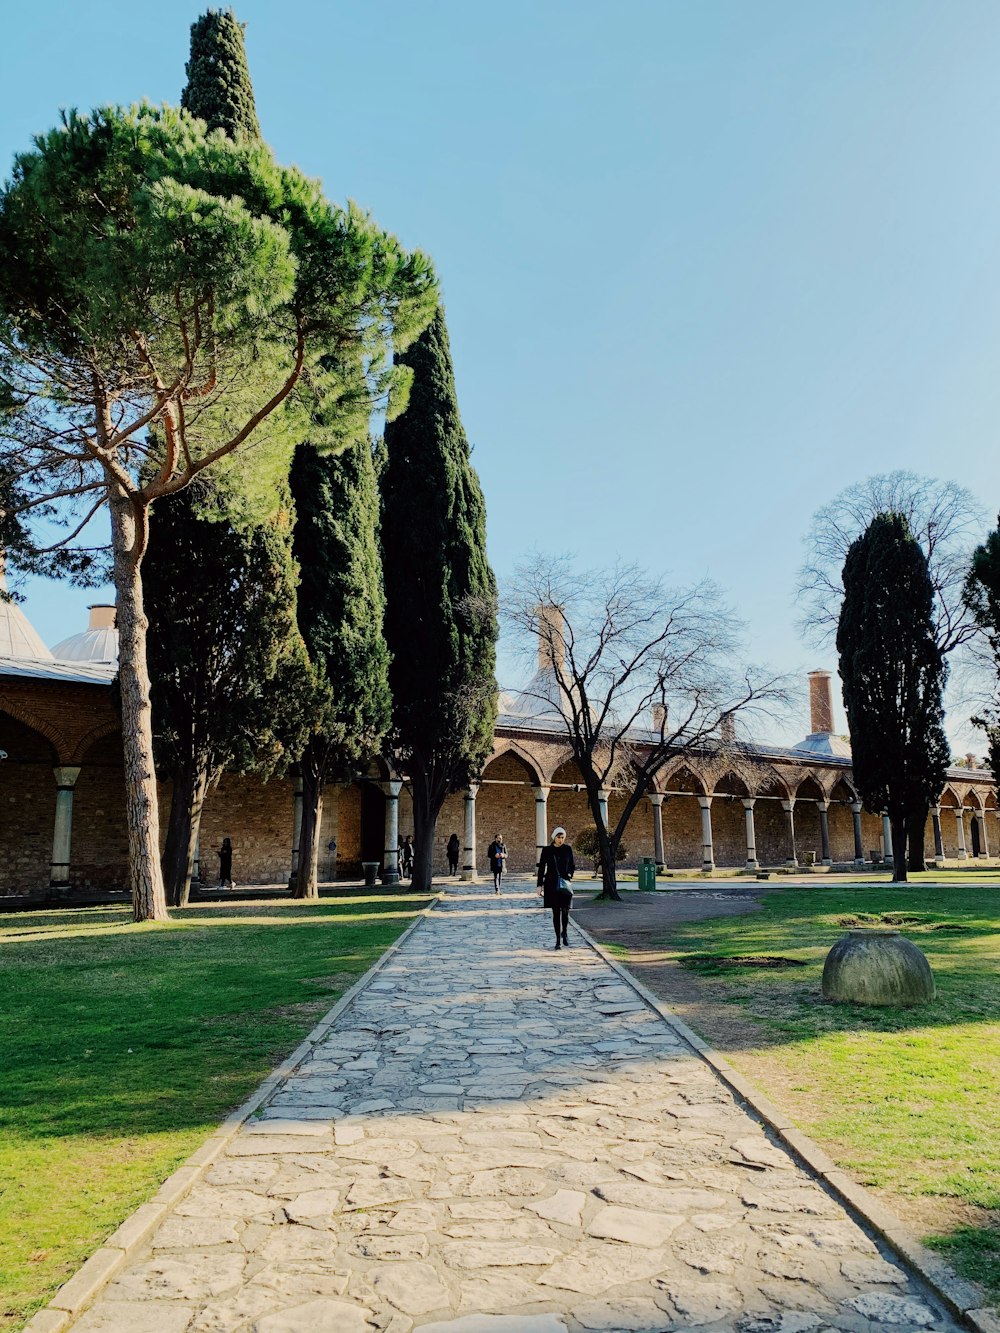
[4,0,1000,743]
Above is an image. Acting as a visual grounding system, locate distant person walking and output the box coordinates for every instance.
[537,827,575,949]
[218,837,234,889]
[401,835,414,880]
[447,833,460,876]
[487,833,508,894]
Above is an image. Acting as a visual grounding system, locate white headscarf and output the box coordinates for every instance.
[551,827,567,840]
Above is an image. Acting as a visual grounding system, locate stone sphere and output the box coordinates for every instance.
[822,930,935,1006]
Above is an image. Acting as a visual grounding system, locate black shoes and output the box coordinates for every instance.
[562,934,570,947]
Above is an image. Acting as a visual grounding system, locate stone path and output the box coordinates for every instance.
[71,882,961,1333]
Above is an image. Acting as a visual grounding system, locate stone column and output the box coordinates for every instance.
[50,766,81,890]
[382,780,402,884]
[534,785,550,871]
[597,789,610,834]
[817,799,832,865]
[648,793,665,869]
[851,802,865,865]
[781,799,798,867]
[955,808,967,859]
[977,811,990,858]
[288,773,304,887]
[461,784,479,880]
[697,795,714,873]
[931,805,944,860]
[742,797,758,871]
[882,814,893,864]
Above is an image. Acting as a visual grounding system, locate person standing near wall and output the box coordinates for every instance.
[218,837,234,890]
[446,832,460,875]
[537,827,574,948]
[487,832,508,893]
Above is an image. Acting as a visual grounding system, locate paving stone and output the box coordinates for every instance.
[652,1276,746,1324]
[369,1260,450,1314]
[525,1188,586,1226]
[253,1297,373,1331]
[421,1318,567,1333]
[572,1297,673,1330]
[283,1189,341,1227]
[844,1292,938,1325]
[150,1216,241,1248]
[73,1302,196,1332]
[840,1257,909,1286]
[586,1204,684,1247]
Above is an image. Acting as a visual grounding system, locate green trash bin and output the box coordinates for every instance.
[637,857,656,891]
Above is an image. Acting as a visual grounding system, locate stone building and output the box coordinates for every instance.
[1,589,996,897]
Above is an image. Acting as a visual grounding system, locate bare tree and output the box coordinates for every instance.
[504,557,789,900]
[797,471,983,654]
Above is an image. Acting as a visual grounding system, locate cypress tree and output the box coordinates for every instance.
[146,482,312,904]
[963,516,1000,788]
[289,440,392,898]
[180,9,261,139]
[380,307,498,892]
[836,513,950,882]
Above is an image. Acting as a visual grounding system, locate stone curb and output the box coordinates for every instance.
[570,915,996,1332]
[22,892,443,1333]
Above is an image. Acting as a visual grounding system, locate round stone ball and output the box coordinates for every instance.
[822,929,935,1006]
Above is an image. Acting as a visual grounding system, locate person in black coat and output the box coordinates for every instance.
[446,833,460,876]
[537,827,575,949]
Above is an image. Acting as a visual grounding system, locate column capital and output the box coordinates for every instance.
[781,798,795,812]
[816,799,829,812]
[534,785,550,800]
[465,783,480,799]
[741,797,756,809]
[697,794,713,809]
[647,792,665,807]
[851,801,863,814]
[382,780,402,799]
[597,788,611,802]
[52,765,81,789]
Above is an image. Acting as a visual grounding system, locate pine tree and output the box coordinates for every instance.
[289,440,392,898]
[144,5,306,907]
[380,307,498,892]
[180,9,261,139]
[146,482,312,905]
[836,513,950,882]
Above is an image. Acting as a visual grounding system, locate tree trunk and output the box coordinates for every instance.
[590,789,621,901]
[907,807,927,873]
[409,767,445,894]
[294,739,326,900]
[162,762,209,907]
[110,491,169,923]
[890,810,908,883]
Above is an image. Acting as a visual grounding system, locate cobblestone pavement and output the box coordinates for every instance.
[72,882,961,1333]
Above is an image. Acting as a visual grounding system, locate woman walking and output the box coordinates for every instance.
[487,832,508,894]
[537,827,575,949]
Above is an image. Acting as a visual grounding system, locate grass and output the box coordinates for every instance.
[613,884,1000,1304]
[0,892,430,1330]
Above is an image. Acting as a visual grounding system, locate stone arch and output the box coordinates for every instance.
[67,719,121,766]
[661,762,709,797]
[753,774,793,867]
[828,777,858,862]
[0,698,69,762]
[793,774,825,865]
[711,772,751,867]
[484,741,544,787]
[657,763,706,869]
[547,757,591,848]
[0,711,58,896]
[479,748,543,871]
[72,731,128,887]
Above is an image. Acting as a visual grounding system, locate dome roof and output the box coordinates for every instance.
[51,605,118,665]
[0,571,54,661]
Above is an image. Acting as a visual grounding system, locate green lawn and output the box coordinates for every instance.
[0,893,429,1330]
[615,885,1000,1303]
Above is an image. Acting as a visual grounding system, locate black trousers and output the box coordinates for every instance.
[551,904,569,938]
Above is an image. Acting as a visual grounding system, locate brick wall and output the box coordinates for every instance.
[0,717,56,895]
[199,772,294,885]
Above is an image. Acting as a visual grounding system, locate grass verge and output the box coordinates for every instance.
[591,884,1000,1306]
[0,892,429,1330]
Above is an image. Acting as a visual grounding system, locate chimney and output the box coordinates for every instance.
[808,670,833,735]
[536,603,566,672]
[966,752,977,768]
[88,604,116,630]
[720,712,735,744]
[652,702,667,732]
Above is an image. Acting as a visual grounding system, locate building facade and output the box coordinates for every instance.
[1,593,996,897]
